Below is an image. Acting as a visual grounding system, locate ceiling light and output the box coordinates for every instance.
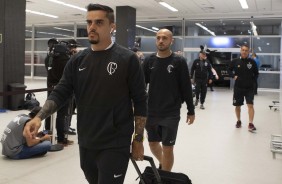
[159,2,178,12]
[48,0,86,11]
[152,27,159,31]
[53,27,74,32]
[136,25,157,33]
[239,0,248,9]
[36,31,70,37]
[195,23,216,36]
[26,9,58,18]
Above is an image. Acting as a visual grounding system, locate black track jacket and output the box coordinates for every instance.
[47,43,147,150]
[143,53,194,117]
[229,57,259,89]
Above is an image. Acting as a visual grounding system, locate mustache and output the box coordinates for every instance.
[89,30,97,34]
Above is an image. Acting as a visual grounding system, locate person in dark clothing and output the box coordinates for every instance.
[190,51,213,109]
[23,4,147,184]
[44,38,74,145]
[143,28,195,172]
[229,44,259,132]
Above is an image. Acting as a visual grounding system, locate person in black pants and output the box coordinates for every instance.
[24,3,147,184]
[44,38,74,145]
[190,51,213,109]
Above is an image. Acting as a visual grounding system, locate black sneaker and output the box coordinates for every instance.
[67,129,76,135]
[69,127,76,131]
[194,99,199,106]
[248,123,256,132]
[236,120,242,128]
[200,104,205,109]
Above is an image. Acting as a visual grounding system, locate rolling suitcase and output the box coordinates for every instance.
[131,155,192,184]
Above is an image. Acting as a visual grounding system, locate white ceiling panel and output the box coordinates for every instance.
[25,0,282,25]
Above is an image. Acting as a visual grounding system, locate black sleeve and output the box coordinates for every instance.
[190,60,195,78]
[128,54,147,117]
[207,61,213,80]
[179,57,195,115]
[142,55,151,85]
[253,60,259,78]
[228,59,235,78]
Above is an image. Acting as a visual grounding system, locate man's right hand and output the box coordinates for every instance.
[23,117,42,139]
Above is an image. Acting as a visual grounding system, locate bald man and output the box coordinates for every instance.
[143,29,195,171]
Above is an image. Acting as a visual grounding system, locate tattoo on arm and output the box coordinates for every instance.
[134,116,146,135]
[36,100,58,120]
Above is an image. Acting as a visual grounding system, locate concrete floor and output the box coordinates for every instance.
[0,78,281,184]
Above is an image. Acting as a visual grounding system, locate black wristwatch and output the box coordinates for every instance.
[133,134,144,142]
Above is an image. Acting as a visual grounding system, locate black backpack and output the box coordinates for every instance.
[23,93,40,110]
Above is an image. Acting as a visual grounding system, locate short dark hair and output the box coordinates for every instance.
[241,44,250,49]
[86,4,115,23]
[199,50,206,54]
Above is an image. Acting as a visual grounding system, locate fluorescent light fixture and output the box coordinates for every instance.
[26,9,58,18]
[136,25,157,33]
[258,46,262,51]
[195,23,216,36]
[239,0,248,9]
[48,0,86,11]
[152,27,159,31]
[36,31,70,37]
[54,27,74,32]
[159,2,178,12]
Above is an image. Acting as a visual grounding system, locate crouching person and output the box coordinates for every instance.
[1,107,51,159]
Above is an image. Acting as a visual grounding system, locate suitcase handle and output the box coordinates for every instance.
[130,154,162,184]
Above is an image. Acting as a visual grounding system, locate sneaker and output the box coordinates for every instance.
[200,104,205,109]
[58,139,74,146]
[69,127,76,131]
[236,120,242,128]
[194,99,199,106]
[67,130,76,135]
[248,123,256,132]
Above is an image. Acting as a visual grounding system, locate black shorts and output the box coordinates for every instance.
[233,87,254,106]
[79,146,130,184]
[146,115,180,146]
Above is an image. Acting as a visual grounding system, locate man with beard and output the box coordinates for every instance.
[23,4,147,184]
[143,29,195,171]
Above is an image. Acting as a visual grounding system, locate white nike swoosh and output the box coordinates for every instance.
[114,174,123,178]
[79,67,86,71]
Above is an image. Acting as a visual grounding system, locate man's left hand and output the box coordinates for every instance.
[186,115,195,125]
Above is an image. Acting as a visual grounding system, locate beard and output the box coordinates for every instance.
[157,45,169,52]
[88,31,99,44]
[89,40,99,44]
